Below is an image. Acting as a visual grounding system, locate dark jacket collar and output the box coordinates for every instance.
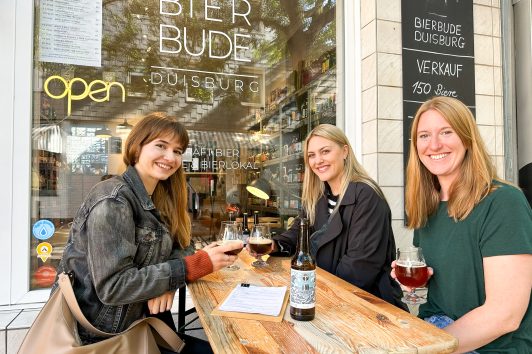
[314,182,359,246]
[320,182,358,210]
[122,165,156,210]
[338,183,358,206]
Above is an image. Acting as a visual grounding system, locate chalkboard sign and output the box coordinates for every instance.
[401,0,475,168]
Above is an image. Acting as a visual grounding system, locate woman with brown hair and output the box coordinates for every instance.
[53,112,240,353]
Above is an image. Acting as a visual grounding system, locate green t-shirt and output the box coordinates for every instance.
[414,183,532,353]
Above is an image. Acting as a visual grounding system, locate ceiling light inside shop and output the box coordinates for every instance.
[116,117,133,133]
[95,126,113,139]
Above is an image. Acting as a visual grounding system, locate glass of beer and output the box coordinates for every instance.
[217,221,244,271]
[248,224,272,268]
[396,247,429,305]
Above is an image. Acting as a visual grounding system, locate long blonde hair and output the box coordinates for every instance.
[123,112,191,248]
[302,124,385,225]
[405,97,500,229]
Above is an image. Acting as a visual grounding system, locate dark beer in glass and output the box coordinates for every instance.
[248,239,273,254]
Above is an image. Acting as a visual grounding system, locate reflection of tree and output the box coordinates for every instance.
[33,0,336,126]
[100,0,336,91]
[254,0,336,66]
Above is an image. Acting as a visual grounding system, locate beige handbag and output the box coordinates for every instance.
[18,273,185,354]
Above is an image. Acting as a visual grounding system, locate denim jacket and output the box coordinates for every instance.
[53,166,194,343]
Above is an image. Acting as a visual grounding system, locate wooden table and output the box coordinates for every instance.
[188,251,458,353]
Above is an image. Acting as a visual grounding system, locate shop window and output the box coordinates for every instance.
[30,0,339,289]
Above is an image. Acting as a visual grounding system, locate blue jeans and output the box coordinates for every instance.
[424,315,479,354]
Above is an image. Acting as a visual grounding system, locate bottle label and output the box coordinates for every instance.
[290,269,316,309]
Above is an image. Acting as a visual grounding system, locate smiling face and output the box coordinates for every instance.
[134,134,183,194]
[416,109,467,195]
[306,135,348,195]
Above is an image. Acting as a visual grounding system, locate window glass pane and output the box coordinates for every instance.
[30,0,338,289]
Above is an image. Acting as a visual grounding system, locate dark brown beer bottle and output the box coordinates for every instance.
[242,212,250,245]
[289,218,316,321]
[253,210,260,226]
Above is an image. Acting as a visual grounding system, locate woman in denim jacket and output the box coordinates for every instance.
[53,113,241,353]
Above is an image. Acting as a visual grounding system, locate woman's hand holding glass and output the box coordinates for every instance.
[217,221,244,270]
[391,247,433,305]
[202,241,240,272]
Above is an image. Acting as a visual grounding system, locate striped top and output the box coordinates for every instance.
[325,184,339,215]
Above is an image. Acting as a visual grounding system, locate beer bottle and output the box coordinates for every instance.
[290,218,316,321]
[242,212,250,245]
[253,210,260,226]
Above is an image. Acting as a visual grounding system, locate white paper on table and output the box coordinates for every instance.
[218,285,287,316]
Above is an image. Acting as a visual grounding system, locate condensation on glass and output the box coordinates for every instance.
[30,0,338,289]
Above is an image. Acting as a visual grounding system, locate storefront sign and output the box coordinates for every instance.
[159,0,252,61]
[401,0,475,166]
[187,146,259,172]
[44,75,126,116]
[153,0,261,99]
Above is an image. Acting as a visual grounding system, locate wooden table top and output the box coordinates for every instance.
[188,251,458,354]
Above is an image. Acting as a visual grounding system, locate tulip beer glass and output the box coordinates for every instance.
[396,247,429,305]
[217,221,244,271]
[248,224,272,268]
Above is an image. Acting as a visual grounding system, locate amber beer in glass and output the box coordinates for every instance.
[396,247,429,304]
[290,218,316,321]
[395,261,429,288]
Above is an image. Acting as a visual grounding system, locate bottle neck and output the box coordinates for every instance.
[242,214,249,228]
[297,221,310,254]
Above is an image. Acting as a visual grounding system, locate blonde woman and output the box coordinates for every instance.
[54,113,240,353]
[271,124,405,309]
[394,97,532,353]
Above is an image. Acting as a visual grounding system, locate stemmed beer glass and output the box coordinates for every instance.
[395,247,429,305]
[217,221,244,271]
[247,224,272,268]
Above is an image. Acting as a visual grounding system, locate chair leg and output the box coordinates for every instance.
[177,286,200,334]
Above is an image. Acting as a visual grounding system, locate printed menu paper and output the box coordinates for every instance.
[219,285,287,316]
[40,0,102,67]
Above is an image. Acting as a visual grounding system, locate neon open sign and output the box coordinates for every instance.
[44,75,126,116]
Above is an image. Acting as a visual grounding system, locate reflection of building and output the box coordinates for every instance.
[0,0,529,338]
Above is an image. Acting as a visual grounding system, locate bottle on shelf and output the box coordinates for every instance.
[242,212,250,245]
[301,101,308,120]
[290,218,316,321]
[253,210,260,226]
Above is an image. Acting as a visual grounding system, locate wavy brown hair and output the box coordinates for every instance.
[123,112,191,248]
[405,97,501,229]
[302,124,385,225]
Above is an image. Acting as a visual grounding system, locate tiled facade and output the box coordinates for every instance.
[360,0,504,250]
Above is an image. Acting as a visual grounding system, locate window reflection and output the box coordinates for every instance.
[30,0,338,289]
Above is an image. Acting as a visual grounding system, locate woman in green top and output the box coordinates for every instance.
[394,96,532,353]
